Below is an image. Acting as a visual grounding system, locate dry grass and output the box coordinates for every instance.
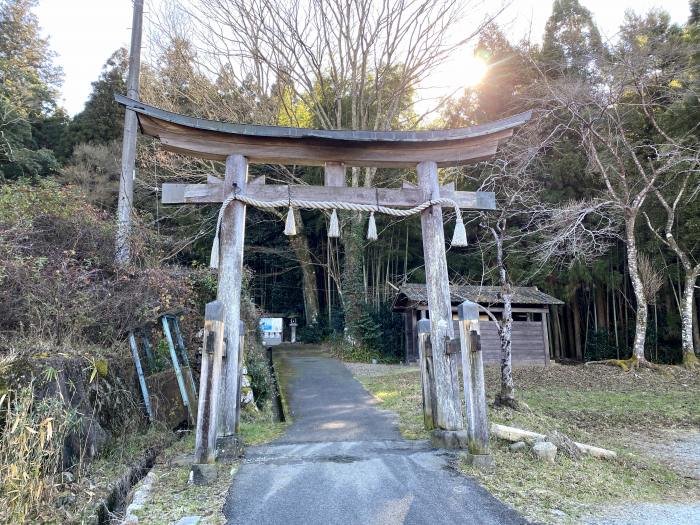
[0,383,81,524]
[355,363,700,524]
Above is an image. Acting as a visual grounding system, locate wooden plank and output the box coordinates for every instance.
[155,128,504,167]
[454,320,549,366]
[542,310,551,366]
[194,300,225,464]
[170,315,198,400]
[117,96,532,167]
[161,182,496,210]
[129,332,154,421]
[417,161,463,431]
[417,319,436,430]
[324,162,346,187]
[161,316,194,424]
[216,154,247,437]
[458,301,490,457]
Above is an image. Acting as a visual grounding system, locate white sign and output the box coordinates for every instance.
[259,318,283,333]
[260,317,284,346]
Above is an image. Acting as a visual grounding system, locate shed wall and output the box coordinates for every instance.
[404,312,547,365]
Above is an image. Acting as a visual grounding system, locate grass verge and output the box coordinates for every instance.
[354,363,700,524]
[129,432,233,525]
[240,408,287,445]
[358,369,430,440]
[130,406,285,524]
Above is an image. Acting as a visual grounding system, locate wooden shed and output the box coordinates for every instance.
[393,284,564,365]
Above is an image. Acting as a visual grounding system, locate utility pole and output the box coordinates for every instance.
[115,0,144,265]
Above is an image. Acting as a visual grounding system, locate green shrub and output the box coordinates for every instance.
[584,329,619,362]
[344,302,404,363]
[245,342,272,409]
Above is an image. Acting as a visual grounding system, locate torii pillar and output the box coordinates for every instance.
[417,161,463,430]
[216,154,247,437]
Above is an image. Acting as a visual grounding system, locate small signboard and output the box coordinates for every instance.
[260,317,283,346]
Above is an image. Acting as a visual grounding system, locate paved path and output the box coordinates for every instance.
[224,346,525,525]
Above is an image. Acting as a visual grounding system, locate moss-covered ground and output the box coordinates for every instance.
[355,363,700,524]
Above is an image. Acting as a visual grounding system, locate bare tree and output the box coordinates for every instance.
[460,114,620,406]
[473,157,542,408]
[180,0,501,136]
[537,40,698,367]
[169,0,504,333]
[463,122,557,407]
[645,168,700,368]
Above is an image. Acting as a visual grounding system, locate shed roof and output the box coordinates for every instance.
[394,283,563,307]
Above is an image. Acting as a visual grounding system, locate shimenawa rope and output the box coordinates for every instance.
[210,193,468,268]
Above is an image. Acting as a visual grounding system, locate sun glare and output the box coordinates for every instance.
[462,55,488,87]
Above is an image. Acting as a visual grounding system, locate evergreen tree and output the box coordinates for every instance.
[0,0,63,180]
[690,0,700,24]
[442,24,533,127]
[66,48,128,156]
[541,0,606,78]
[0,0,61,117]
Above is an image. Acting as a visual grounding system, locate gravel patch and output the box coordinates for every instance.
[583,429,700,524]
[343,361,418,378]
[637,429,700,480]
[583,502,700,525]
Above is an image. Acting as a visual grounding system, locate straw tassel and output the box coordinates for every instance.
[284,207,297,236]
[451,208,468,247]
[328,209,340,238]
[210,228,220,268]
[367,212,378,241]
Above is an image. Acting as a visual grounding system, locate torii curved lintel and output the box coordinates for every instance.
[116,94,531,168]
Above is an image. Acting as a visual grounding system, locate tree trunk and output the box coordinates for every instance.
[553,306,563,361]
[566,305,575,359]
[693,294,700,357]
[497,288,516,406]
[493,232,516,408]
[572,290,583,360]
[681,271,700,366]
[595,285,607,332]
[288,210,320,324]
[341,217,366,340]
[625,213,648,361]
[612,282,619,358]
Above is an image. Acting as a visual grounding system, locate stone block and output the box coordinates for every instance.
[509,441,527,452]
[464,453,496,470]
[190,463,218,485]
[532,441,557,463]
[216,435,244,463]
[431,429,469,449]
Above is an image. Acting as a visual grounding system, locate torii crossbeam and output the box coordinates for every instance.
[117,95,530,462]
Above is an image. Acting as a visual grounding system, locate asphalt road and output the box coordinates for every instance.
[224,346,526,525]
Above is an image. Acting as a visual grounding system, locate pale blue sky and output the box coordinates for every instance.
[35,0,692,116]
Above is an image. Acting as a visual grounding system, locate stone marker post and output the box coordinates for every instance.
[458,300,494,468]
[417,319,437,430]
[193,300,225,483]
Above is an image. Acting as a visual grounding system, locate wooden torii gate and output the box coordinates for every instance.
[116,95,530,466]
